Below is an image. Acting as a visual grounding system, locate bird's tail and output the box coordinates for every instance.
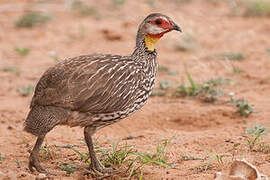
[24,105,70,136]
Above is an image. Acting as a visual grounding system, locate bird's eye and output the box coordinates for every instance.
[154,19,162,25]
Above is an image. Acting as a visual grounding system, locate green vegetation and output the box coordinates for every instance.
[150,89,167,97]
[144,0,156,8]
[60,164,77,174]
[244,0,270,17]
[0,153,3,161]
[266,48,270,54]
[246,124,269,150]
[204,77,231,87]
[14,47,30,56]
[17,85,34,97]
[15,12,51,28]
[222,52,244,61]
[111,0,126,7]
[150,80,171,96]
[232,67,242,74]
[180,154,203,161]
[68,139,171,179]
[40,144,58,160]
[2,66,21,76]
[15,160,22,168]
[198,145,226,169]
[230,94,256,117]
[159,80,172,90]
[70,1,97,16]
[174,69,226,102]
[174,69,200,97]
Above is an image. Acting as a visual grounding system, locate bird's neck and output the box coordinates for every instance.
[135,33,160,52]
[144,34,160,51]
[132,34,159,58]
[131,35,158,78]
[131,39,157,62]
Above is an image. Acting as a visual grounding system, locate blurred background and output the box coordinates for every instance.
[0,0,270,179]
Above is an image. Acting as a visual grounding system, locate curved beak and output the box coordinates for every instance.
[173,24,182,32]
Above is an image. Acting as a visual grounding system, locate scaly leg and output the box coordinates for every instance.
[84,126,103,172]
[29,135,47,173]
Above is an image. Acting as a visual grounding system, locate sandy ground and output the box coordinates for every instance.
[0,0,270,179]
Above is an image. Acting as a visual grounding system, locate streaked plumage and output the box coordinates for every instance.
[24,13,181,174]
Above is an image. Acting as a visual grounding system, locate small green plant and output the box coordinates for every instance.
[69,139,172,179]
[174,68,199,97]
[68,147,90,165]
[70,1,97,16]
[258,142,270,153]
[40,144,58,160]
[60,164,77,174]
[14,47,30,56]
[0,153,3,161]
[204,77,231,87]
[144,0,156,8]
[232,67,242,74]
[180,154,203,161]
[150,89,167,97]
[15,12,51,28]
[17,85,34,96]
[246,124,269,150]
[167,70,179,75]
[97,141,135,168]
[266,48,270,54]
[112,0,126,7]
[2,66,21,76]
[159,80,171,90]
[222,52,244,61]
[198,145,225,168]
[135,139,172,167]
[174,68,225,102]
[230,94,256,117]
[126,139,172,178]
[244,0,270,17]
[15,160,22,168]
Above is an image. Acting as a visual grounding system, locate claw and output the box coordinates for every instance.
[29,156,47,174]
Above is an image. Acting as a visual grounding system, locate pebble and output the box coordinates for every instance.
[35,173,47,180]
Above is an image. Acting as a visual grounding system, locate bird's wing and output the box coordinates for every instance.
[31,54,142,113]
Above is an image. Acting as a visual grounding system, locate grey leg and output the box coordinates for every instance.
[29,135,47,173]
[84,126,103,172]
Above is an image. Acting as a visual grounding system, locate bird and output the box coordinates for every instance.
[24,13,182,174]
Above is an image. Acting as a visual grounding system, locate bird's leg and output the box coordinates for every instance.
[84,126,103,172]
[29,135,47,174]
[84,126,115,174]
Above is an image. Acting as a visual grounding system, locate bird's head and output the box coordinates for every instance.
[136,13,182,51]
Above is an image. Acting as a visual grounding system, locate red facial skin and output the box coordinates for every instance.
[148,18,174,38]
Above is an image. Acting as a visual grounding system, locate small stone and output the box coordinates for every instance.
[19,172,27,177]
[35,173,47,180]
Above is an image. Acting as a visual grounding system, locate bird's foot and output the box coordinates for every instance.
[29,157,56,176]
[99,167,117,174]
[29,157,47,174]
[88,163,117,177]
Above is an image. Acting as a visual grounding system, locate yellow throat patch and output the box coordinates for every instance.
[145,34,160,51]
